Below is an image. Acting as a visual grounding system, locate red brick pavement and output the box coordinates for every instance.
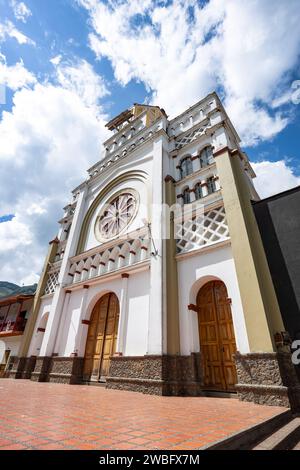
[0,379,286,450]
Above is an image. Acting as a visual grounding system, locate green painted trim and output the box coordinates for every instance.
[215,148,284,352]
[18,242,59,357]
[165,178,180,355]
[76,170,148,255]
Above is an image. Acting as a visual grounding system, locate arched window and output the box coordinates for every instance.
[207,176,216,195]
[182,187,191,204]
[179,156,193,178]
[199,146,213,168]
[194,183,203,200]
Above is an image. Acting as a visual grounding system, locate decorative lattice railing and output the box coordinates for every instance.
[175,205,229,253]
[44,271,59,295]
[175,121,210,149]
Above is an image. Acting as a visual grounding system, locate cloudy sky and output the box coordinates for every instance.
[0,0,300,286]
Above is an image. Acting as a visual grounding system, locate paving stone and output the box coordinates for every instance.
[0,378,285,450]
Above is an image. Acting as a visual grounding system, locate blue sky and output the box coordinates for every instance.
[1,0,300,159]
[0,0,300,284]
[0,0,147,117]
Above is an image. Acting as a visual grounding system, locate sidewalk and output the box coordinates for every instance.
[0,379,286,450]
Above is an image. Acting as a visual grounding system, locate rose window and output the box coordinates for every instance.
[95,191,137,241]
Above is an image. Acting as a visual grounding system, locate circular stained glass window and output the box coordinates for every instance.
[95,190,138,242]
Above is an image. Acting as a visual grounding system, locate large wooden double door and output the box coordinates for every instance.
[197,281,237,391]
[83,293,119,382]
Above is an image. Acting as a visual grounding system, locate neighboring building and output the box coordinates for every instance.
[8,93,300,410]
[0,282,36,377]
[253,186,300,342]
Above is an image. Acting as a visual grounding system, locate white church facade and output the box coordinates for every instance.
[9,93,300,408]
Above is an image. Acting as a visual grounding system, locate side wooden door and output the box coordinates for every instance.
[214,282,237,391]
[83,293,119,382]
[99,293,119,379]
[197,281,237,391]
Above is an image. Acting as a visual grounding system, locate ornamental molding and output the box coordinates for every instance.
[174,162,216,186]
[87,120,166,181]
[64,260,150,291]
[169,93,217,127]
[103,108,149,147]
[76,170,148,255]
[71,226,148,264]
[174,193,223,220]
[48,260,62,274]
[175,239,231,261]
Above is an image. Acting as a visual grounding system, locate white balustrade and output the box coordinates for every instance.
[67,237,150,285]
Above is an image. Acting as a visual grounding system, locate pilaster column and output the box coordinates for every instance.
[76,285,91,356]
[140,245,148,261]
[99,262,106,275]
[213,175,221,191]
[147,136,165,355]
[108,258,115,271]
[192,156,201,173]
[115,274,130,354]
[129,250,136,265]
[18,238,59,358]
[89,264,97,278]
[201,180,208,197]
[175,164,181,180]
[117,254,125,269]
[74,270,81,283]
[189,189,196,203]
[52,290,72,356]
[164,176,180,355]
[39,184,88,357]
[214,147,284,352]
[81,268,89,281]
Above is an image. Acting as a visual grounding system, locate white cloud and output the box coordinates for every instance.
[0,54,36,91]
[0,19,35,45]
[253,160,300,199]
[79,0,300,146]
[0,216,32,252]
[1,0,300,287]
[10,1,32,23]
[0,61,109,285]
[55,58,109,109]
[0,215,40,285]
[225,97,289,147]
[50,55,62,66]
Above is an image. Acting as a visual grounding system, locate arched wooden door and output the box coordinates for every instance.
[83,293,119,382]
[197,281,237,392]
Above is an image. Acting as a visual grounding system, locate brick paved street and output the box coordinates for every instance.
[0,379,286,450]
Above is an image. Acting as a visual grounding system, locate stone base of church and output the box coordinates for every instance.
[7,351,300,410]
[234,352,300,411]
[7,356,36,379]
[26,356,84,384]
[106,354,203,396]
[4,355,18,378]
[30,357,53,382]
[48,357,84,384]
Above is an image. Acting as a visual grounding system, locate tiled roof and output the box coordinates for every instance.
[0,281,37,301]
